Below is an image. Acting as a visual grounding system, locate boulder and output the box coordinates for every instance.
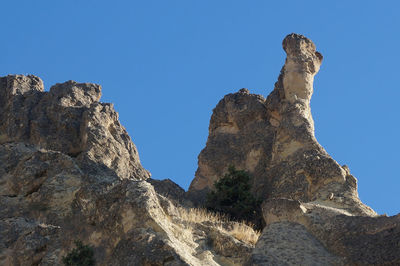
[249,198,400,265]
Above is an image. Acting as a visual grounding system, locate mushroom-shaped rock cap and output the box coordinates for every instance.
[282,33,323,63]
[281,33,323,77]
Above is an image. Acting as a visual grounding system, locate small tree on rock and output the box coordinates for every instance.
[62,240,95,266]
[205,166,263,229]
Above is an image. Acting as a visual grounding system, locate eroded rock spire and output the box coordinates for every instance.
[266,33,323,141]
[189,33,375,217]
[282,33,323,103]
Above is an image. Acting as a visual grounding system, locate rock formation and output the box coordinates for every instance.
[190,33,400,265]
[0,75,255,265]
[189,33,374,216]
[1,33,399,265]
[0,75,149,181]
[250,199,400,265]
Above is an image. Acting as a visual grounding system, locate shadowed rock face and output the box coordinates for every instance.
[189,33,374,216]
[188,89,273,203]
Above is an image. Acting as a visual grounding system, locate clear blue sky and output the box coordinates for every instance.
[1,1,399,215]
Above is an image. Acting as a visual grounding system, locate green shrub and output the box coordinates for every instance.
[205,166,263,229]
[62,240,95,266]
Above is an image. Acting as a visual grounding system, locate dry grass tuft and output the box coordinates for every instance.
[176,207,228,223]
[229,222,260,245]
[176,207,261,245]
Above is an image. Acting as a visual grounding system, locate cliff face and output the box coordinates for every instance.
[0,75,255,265]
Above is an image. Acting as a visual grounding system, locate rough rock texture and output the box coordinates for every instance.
[2,33,399,265]
[250,222,341,266]
[188,33,374,216]
[0,75,254,265]
[189,33,400,265]
[148,178,193,207]
[188,88,273,203]
[251,199,400,265]
[0,75,149,180]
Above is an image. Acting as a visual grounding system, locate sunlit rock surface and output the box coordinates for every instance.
[1,33,399,265]
[0,75,254,265]
[189,33,400,265]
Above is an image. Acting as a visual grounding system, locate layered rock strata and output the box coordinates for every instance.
[0,75,254,265]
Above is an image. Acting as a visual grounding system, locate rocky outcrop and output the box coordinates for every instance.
[188,88,273,203]
[187,89,266,201]
[250,199,400,265]
[0,75,149,180]
[0,75,255,265]
[189,33,400,265]
[148,178,193,207]
[2,33,399,265]
[189,33,374,216]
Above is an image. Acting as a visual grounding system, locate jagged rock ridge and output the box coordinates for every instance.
[0,75,150,181]
[0,75,255,265]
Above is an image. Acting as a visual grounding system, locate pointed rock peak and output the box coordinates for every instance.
[282,33,323,65]
[278,33,323,103]
[239,88,250,94]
